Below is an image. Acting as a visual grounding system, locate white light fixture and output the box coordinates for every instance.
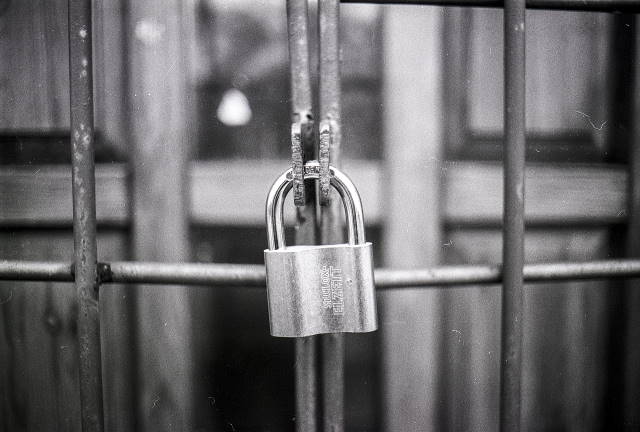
[217,88,252,127]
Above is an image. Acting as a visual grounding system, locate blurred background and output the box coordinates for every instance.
[1,0,639,430]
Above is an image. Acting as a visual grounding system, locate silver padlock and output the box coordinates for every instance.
[264,161,377,337]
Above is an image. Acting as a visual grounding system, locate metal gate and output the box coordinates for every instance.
[1,0,639,431]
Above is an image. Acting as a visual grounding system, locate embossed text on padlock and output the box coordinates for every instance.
[264,161,377,337]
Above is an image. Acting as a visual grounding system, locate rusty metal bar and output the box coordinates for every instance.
[319,1,341,157]
[68,0,104,430]
[318,0,345,431]
[288,0,314,124]
[340,0,640,13]
[295,336,318,432]
[501,0,526,429]
[0,261,74,281]
[286,0,319,430]
[289,0,315,208]
[4,260,640,286]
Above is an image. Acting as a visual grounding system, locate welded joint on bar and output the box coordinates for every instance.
[97,262,112,285]
[70,262,106,291]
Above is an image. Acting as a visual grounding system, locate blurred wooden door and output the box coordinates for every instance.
[380,5,628,432]
[443,9,622,432]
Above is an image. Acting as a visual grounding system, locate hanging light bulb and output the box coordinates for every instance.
[217,88,252,127]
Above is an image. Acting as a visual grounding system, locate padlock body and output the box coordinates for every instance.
[264,243,377,337]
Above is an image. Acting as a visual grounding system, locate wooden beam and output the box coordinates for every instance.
[126,0,195,429]
[0,165,128,226]
[0,161,627,227]
[446,163,627,225]
[380,6,445,431]
[191,160,382,225]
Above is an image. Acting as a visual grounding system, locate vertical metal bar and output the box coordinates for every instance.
[601,14,635,429]
[318,0,342,165]
[295,336,318,432]
[319,1,344,431]
[287,1,318,431]
[288,0,314,124]
[68,0,104,430]
[500,0,525,430]
[624,15,640,428]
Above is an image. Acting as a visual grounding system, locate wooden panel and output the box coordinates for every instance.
[93,0,127,154]
[0,161,628,227]
[442,8,471,157]
[380,6,445,431]
[191,160,382,225]
[0,0,69,130]
[467,10,611,137]
[441,228,609,431]
[446,162,627,224]
[99,241,136,432]
[0,0,127,154]
[0,165,128,226]
[0,232,128,432]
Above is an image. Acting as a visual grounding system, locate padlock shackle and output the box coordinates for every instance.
[266,161,366,250]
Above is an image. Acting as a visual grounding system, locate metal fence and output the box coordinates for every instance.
[0,0,639,431]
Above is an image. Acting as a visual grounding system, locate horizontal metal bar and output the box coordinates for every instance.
[2,259,640,287]
[0,261,74,281]
[104,262,266,286]
[524,260,640,281]
[341,0,640,13]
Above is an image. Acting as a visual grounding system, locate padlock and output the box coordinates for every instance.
[264,160,377,337]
